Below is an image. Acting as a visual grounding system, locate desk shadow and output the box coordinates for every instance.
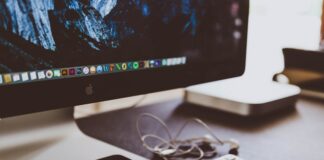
[172,102,299,132]
[77,99,300,160]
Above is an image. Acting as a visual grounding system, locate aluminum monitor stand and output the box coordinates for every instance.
[0,107,146,160]
[185,77,301,116]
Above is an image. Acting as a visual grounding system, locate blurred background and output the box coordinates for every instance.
[75,0,324,118]
[246,0,322,81]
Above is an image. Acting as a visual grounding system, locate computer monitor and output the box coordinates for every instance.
[0,0,249,118]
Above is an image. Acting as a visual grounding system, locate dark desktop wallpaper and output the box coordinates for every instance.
[0,0,247,74]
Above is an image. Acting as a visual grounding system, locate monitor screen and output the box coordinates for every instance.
[0,0,249,117]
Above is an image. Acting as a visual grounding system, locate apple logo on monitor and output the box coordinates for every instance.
[85,84,94,96]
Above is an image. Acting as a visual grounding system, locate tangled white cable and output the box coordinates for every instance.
[136,113,240,160]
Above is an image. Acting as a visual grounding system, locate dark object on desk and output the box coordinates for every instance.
[98,155,131,160]
[77,98,324,160]
[283,48,324,73]
[282,48,324,99]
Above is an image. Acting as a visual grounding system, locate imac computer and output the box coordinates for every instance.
[0,0,249,159]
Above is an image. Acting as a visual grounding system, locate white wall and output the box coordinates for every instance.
[244,0,322,82]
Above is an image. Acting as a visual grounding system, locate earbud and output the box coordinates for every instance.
[223,139,240,155]
[156,148,177,157]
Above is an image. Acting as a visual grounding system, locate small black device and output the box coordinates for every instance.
[98,155,131,160]
[282,48,324,99]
